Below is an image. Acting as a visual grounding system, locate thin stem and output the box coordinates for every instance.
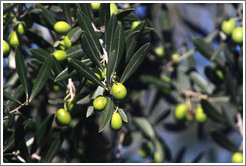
[115,131,126,159]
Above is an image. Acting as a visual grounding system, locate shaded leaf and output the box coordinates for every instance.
[125,31,140,64]
[116,8,134,19]
[5,85,24,111]
[35,3,56,27]
[99,3,110,27]
[76,3,92,19]
[41,136,63,163]
[29,48,50,62]
[120,43,150,84]
[70,58,106,89]
[60,4,72,25]
[29,55,54,102]
[140,75,171,90]
[107,23,125,84]
[201,99,226,124]
[3,90,21,104]
[133,117,155,140]
[210,130,238,152]
[99,97,114,133]
[76,94,91,105]
[15,48,28,98]
[118,108,128,123]
[153,138,165,163]
[66,44,84,58]
[105,14,118,56]
[120,12,140,21]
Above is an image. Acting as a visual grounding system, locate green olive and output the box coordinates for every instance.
[55,108,71,126]
[111,112,122,130]
[93,96,107,111]
[17,22,26,36]
[91,3,101,10]
[174,104,188,121]
[232,152,243,163]
[8,31,20,48]
[53,85,60,91]
[53,50,67,62]
[110,3,118,16]
[195,106,207,123]
[54,21,71,35]
[232,27,243,44]
[139,142,152,158]
[154,46,165,57]
[87,70,102,87]
[3,40,10,58]
[171,53,180,63]
[221,18,236,35]
[112,83,127,100]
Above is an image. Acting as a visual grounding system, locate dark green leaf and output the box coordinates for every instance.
[120,12,140,22]
[60,4,72,25]
[29,48,50,62]
[67,26,83,43]
[116,8,134,19]
[201,99,226,124]
[125,22,145,38]
[3,90,21,104]
[86,106,94,118]
[107,23,125,84]
[210,130,238,152]
[76,94,91,105]
[70,58,106,89]
[133,117,155,140]
[29,55,54,102]
[99,3,110,27]
[15,48,28,98]
[120,43,150,83]
[66,44,84,58]
[3,157,9,163]
[98,97,114,133]
[76,3,92,19]
[41,136,63,163]
[125,31,140,64]
[5,85,24,112]
[35,3,56,27]
[35,114,55,145]
[105,14,118,56]
[118,108,128,123]
[3,3,16,15]
[81,32,103,70]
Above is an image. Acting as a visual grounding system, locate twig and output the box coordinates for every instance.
[236,113,243,137]
[115,131,126,159]
[8,101,27,114]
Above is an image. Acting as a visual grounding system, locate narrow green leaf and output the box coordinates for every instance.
[70,58,106,89]
[120,43,150,84]
[99,3,110,27]
[125,22,145,38]
[98,97,114,133]
[105,14,118,55]
[15,48,28,98]
[60,4,72,25]
[29,48,50,62]
[76,3,92,19]
[41,136,63,163]
[189,71,213,94]
[120,12,140,22]
[107,23,125,84]
[210,130,238,152]
[133,117,155,140]
[35,3,56,27]
[5,85,24,111]
[66,44,84,58]
[67,26,83,43]
[118,108,128,123]
[125,31,140,64]
[48,99,65,105]
[29,55,54,102]
[77,94,91,105]
[153,138,165,163]
[116,8,134,19]
[201,99,226,124]
[3,90,21,104]
[81,32,103,70]
[3,157,9,163]
[86,106,94,118]
[35,114,55,145]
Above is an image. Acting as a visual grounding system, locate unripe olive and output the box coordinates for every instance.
[55,108,71,126]
[64,36,72,49]
[53,50,67,62]
[216,70,224,80]
[112,83,127,100]
[111,112,122,130]
[139,142,152,158]
[154,46,165,57]
[174,104,188,121]
[53,85,60,91]
[110,3,118,16]
[221,18,236,35]
[131,20,142,29]
[195,106,207,123]
[17,22,26,36]
[171,53,180,63]
[8,31,20,48]
[232,27,243,44]
[93,96,107,111]
[231,152,243,163]
[54,21,71,35]
[91,3,100,10]
[3,40,10,58]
